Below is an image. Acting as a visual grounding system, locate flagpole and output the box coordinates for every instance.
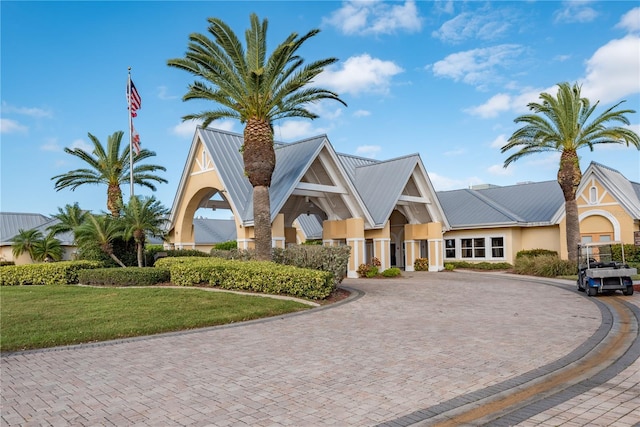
[128,67,134,198]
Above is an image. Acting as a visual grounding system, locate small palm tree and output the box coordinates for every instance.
[75,214,127,267]
[11,229,44,261]
[32,232,64,262]
[168,13,346,260]
[502,82,639,261]
[121,196,169,267]
[51,131,168,217]
[48,203,89,243]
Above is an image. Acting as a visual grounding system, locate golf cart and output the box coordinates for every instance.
[577,241,636,296]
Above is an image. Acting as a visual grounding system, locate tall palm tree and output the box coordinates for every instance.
[48,203,89,243]
[121,196,169,267]
[167,13,346,260]
[502,82,639,261]
[11,229,43,261]
[75,214,127,267]
[51,131,168,217]
[32,232,64,262]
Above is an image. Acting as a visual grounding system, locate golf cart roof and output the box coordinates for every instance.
[579,241,623,247]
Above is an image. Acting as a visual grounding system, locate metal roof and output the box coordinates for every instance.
[353,155,420,225]
[437,180,564,228]
[0,212,75,245]
[193,218,237,244]
[198,128,253,221]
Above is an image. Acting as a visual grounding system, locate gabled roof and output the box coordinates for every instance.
[582,161,640,219]
[353,155,421,226]
[437,181,564,228]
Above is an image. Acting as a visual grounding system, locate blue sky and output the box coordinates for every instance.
[1,1,639,219]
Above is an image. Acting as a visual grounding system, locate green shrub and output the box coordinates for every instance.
[414,258,429,271]
[516,249,558,259]
[0,261,103,286]
[357,263,372,278]
[210,248,256,261]
[214,240,237,251]
[513,254,575,277]
[444,263,455,271]
[365,266,379,278]
[146,248,210,266]
[611,244,640,263]
[155,257,334,299]
[0,261,15,267]
[78,267,171,286]
[381,267,401,277]
[211,261,334,300]
[272,245,350,285]
[447,261,512,270]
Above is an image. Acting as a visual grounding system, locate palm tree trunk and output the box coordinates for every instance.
[558,149,582,262]
[253,185,272,260]
[244,118,276,261]
[107,184,123,217]
[110,253,127,268]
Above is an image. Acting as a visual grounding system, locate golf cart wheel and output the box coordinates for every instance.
[577,279,585,292]
[587,287,598,297]
[623,286,634,296]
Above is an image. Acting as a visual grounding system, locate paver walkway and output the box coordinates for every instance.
[1,272,639,426]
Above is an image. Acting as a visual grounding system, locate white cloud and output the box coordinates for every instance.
[157,86,179,100]
[431,44,524,87]
[489,134,509,149]
[433,0,454,15]
[554,1,598,24]
[487,164,512,176]
[324,0,421,35]
[274,120,330,141]
[1,101,52,118]
[580,35,640,104]
[427,171,483,191]
[355,145,381,158]
[353,109,371,117]
[69,138,93,152]
[464,93,511,118]
[41,138,60,152]
[0,118,28,134]
[171,119,235,138]
[315,54,403,95]
[616,7,640,33]
[465,85,555,119]
[432,8,513,43]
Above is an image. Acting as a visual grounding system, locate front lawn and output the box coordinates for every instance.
[0,286,310,352]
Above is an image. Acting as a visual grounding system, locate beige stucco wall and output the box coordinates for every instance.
[0,245,77,265]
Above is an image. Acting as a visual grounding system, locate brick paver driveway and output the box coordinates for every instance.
[2,271,639,426]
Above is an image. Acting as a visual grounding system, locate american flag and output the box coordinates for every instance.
[127,79,141,117]
[131,123,141,155]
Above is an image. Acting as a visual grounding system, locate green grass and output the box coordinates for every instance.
[0,286,310,352]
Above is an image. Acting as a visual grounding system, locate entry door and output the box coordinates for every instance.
[391,243,396,266]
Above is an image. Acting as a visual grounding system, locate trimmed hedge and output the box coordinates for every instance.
[155,257,334,299]
[272,245,350,285]
[447,261,513,270]
[78,267,171,286]
[145,247,210,266]
[0,261,103,286]
[381,267,402,277]
[211,261,334,300]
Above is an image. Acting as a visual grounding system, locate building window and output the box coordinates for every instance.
[445,239,456,258]
[589,186,597,204]
[491,237,504,258]
[461,238,485,258]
